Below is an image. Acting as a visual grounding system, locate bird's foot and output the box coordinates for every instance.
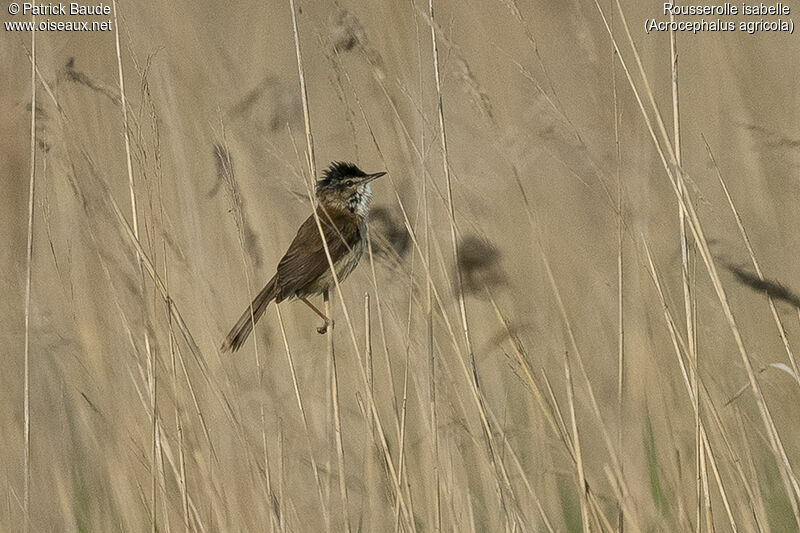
[316,318,334,335]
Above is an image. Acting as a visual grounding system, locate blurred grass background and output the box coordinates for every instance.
[3,0,800,530]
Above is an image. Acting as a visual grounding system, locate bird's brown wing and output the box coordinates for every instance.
[274,206,362,301]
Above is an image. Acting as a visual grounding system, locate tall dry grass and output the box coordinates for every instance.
[3,0,800,531]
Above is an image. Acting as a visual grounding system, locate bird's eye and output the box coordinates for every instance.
[346,180,354,186]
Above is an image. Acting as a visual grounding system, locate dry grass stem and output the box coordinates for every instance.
[7,1,799,530]
[23,13,37,533]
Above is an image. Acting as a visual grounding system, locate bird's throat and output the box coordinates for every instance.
[347,183,372,218]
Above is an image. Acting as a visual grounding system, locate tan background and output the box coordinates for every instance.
[2,0,800,530]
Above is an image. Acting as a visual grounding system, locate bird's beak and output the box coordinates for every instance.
[362,171,386,183]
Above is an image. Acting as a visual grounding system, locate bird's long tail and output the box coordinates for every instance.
[221,277,277,352]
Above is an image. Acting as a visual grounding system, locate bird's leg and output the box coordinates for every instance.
[300,297,333,334]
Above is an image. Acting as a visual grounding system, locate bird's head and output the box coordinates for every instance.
[316,161,386,217]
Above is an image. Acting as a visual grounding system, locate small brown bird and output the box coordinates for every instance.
[221,161,386,352]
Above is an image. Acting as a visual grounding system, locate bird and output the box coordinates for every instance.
[221,161,386,352]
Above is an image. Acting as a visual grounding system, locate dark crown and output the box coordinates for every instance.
[317,161,367,189]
